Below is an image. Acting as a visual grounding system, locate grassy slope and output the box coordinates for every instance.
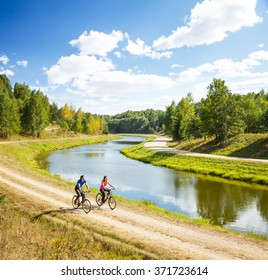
[168,134,268,159]
[121,137,268,186]
[0,189,153,260]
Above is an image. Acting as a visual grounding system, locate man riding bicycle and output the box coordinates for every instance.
[75,175,90,205]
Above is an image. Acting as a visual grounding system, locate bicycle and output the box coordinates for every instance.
[96,188,116,210]
[72,191,91,213]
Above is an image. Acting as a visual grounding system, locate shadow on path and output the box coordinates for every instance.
[32,204,101,220]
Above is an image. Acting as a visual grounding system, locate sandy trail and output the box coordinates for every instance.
[1,159,268,259]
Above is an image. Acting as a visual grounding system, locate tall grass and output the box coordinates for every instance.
[0,189,153,260]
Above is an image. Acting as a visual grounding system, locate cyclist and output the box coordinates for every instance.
[100,175,114,205]
[75,175,90,205]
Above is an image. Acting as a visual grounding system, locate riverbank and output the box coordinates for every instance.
[168,134,268,159]
[121,136,268,186]
[0,134,120,177]
[1,135,268,260]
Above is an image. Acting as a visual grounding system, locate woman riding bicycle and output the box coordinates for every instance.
[100,175,114,205]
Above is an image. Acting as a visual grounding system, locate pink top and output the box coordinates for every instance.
[100,181,107,190]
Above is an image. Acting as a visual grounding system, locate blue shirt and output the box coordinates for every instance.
[75,179,87,190]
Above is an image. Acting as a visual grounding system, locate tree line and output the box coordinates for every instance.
[0,75,108,138]
[1,75,267,141]
[107,109,164,134]
[164,79,268,143]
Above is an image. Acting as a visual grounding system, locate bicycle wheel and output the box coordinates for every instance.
[108,196,116,210]
[96,193,102,206]
[72,195,79,209]
[82,199,91,214]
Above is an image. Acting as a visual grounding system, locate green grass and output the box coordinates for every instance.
[121,143,268,186]
[0,189,151,260]
[169,133,268,159]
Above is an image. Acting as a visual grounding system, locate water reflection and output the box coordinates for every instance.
[86,152,105,158]
[257,191,268,222]
[196,180,242,226]
[194,178,268,230]
[46,136,268,236]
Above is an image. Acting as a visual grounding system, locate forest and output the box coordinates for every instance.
[0,75,108,138]
[0,74,268,142]
[164,79,268,143]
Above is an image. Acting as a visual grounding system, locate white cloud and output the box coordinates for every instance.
[69,30,126,56]
[72,70,173,94]
[114,51,121,58]
[257,43,264,48]
[0,67,14,76]
[0,55,9,65]
[170,49,268,103]
[44,54,115,84]
[153,0,262,50]
[227,74,268,95]
[16,60,28,67]
[45,51,173,99]
[171,64,183,69]
[248,50,268,61]
[176,50,268,82]
[125,38,172,59]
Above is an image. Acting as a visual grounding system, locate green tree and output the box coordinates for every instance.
[100,115,108,134]
[240,93,262,133]
[200,79,244,143]
[256,89,268,132]
[107,109,164,134]
[13,82,31,113]
[50,102,60,123]
[261,109,268,131]
[0,74,13,98]
[164,101,176,136]
[72,119,83,133]
[22,90,50,137]
[0,91,21,138]
[72,108,84,133]
[83,114,100,135]
[61,121,70,132]
[58,103,74,130]
[173,93,195,141]
[188,102,202,139]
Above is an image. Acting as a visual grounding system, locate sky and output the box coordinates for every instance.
[1,0,268,115]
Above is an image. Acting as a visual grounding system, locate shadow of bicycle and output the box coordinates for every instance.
[32,207,77,220]
[32,204,101,220]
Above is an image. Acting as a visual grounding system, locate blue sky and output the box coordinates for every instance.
[1,0,268,115]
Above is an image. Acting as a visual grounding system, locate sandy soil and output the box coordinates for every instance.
[1,137,268,259]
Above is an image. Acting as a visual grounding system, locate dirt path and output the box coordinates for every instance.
[144,136,268,163]
[1,160,268,259]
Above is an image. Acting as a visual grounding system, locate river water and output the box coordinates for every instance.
[46,136,268,236]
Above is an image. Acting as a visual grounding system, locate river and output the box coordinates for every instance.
[46,136,268,236]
